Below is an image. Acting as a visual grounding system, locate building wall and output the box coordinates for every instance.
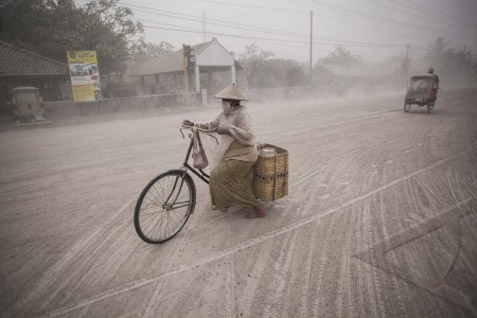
[196,41,234,67]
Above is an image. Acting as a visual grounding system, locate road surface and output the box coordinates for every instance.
[1,88,476,317]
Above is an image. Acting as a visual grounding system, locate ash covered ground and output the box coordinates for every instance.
[1,88,476,317]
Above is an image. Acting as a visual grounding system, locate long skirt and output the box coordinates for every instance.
[209,159,259,209]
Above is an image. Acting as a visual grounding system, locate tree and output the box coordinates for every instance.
[427,37,473,73]
[0,0,143,74]
[319,45,362,66]
[239,43,275,62]
[238,43,306,89]
[131,40,175,61]
[422,37,477,85]
[238,44,275,89]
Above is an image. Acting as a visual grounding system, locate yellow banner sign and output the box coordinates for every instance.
[67,51,98,64]
[71,85,96,103]
[67,51,102,102]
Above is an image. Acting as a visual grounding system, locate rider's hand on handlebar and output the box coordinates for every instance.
[182,120,194,127]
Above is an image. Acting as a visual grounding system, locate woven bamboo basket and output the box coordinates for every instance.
[253,143,288,202]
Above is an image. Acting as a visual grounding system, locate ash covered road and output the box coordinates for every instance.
[1,88,476,318]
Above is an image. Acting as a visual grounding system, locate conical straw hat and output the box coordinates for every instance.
[214,84,248,101]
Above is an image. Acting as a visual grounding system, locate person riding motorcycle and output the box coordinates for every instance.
[428,68,439,89]
[428,68,439,106]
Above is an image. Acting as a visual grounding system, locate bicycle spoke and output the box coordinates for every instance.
[143,192,161,207]
[149,183,164,206]
[141,213,162,233]
[140,209,165,218]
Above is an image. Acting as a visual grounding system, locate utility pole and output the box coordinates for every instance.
[309,10,313,85]
[183,44,191,105]
[401,43,410,74]
[202,11,207,42]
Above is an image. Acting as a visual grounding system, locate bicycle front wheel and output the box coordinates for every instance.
[134,170,196,244]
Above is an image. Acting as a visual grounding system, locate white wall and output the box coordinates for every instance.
[196,41,233,67]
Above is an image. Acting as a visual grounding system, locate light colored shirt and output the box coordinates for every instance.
[197,105,258,164]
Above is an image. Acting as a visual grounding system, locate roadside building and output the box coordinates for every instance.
[130,38,242,97]
[0,40,69,114]
[314,60,403,96]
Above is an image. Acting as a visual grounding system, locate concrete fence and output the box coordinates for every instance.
[241,86,314,103]
[43,86,314,118]
[44,92,202,118]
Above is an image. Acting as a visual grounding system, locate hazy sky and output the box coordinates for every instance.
[76,0,477,64]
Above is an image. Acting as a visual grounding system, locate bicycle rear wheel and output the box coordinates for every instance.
[134,170,196,244]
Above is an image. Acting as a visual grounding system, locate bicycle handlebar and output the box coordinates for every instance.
[180,125,219,144]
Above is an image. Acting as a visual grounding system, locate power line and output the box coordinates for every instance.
[120,2,309,39]
[185,0,309,14]
[142,24,315,52]
[142,23,430,61]
[124,3,407,48]
[120,1,476,57]
[398,0,477,28]
[285,0,477,38]
[131,7,310,39]
[124,1,408,45]
[278,0,439,43]
[364,0,477,32]
[141,23,405,50]
[138,17,404,48]
[313,0,476,36]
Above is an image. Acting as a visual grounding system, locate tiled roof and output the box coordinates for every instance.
[130,41,213,77]
[0,40,68,77]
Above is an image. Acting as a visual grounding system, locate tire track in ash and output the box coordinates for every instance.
[256,108,397,138]
[13,187,208,317]
[13,198,135,317]
[225,213,235,318]
[355,201,381,317]
[361,200,383,318]
[264,229,299,317]
[336,207,359,318]
[53,218,147,316]
[232,234,273,317]
[377,191,410,318]
[366,148,410,317]
[140,227,194,318]
[309,211,339,317]
[41,150,464,317]
[137,194,212,317]
[353,198,475,314]
[288,213,320,318]
[38,221,130,313]
[289,124,428,189]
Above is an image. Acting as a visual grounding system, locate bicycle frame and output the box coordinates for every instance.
[133,126,218,243]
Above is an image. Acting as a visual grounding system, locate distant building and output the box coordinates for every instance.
[318,62,400,78]
[0,40,69,113]
[313,60,404,96]
[130,38,242,96]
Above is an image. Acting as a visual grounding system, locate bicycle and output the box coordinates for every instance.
[134,125,218,244]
